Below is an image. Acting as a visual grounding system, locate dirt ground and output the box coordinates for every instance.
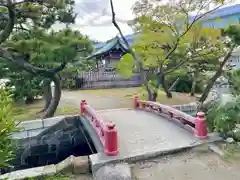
[66,149,240,180]
[131,150,240,180]
[59,88,196,110]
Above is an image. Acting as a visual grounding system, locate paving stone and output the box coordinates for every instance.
[30,144,49,155]
[43,116,64,128]
[93,163,132,180]
[42,164,57,176]
[11,131,28,139]
[72,156,89,174]
[56,155,73,173]
[8,166,44,180]
[27,128,45,137]
[0,172,10,179]
[18,119,43,131]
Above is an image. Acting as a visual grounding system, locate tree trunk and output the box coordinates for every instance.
[191,70,198,96]
[191,80,196,96]
[42,74,61,119]
[37,79,52,114]
[43,79,52,111]
[198,47,234,109]
[152,91,158,101]
[25,95,34,104]
[199,50,233,103]
[169,77,180,91]
[162,74,172,98]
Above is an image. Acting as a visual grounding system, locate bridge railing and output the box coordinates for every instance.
[133,96,208,140]
[80,100,118,156]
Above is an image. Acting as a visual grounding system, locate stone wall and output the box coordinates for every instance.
[2,116,96,173]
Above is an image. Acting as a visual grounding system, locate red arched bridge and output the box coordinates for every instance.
[80,96,219,164]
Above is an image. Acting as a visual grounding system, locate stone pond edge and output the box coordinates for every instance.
[0,155,89,180]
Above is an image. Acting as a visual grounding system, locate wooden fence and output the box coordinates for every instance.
[76,71,141,89]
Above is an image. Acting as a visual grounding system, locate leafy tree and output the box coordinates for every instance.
[226,69,240,97]
[198,25,240,107]
[180,25,224,96]
[0,0,93,118]
[0,88,18,167]
[1,28,93,117]
[110,0,232,102]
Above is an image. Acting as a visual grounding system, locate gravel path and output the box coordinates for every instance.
[131,150,240,180]
[59,90,132,110]
[66,150,240,180]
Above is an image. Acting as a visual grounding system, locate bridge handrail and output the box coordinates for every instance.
[83,104,105,143]
[144,100,195,125]
[80,100,118,156]
[133,96,207,139]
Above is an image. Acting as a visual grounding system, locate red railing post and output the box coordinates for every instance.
[133,96,139,108]
[104,122,118,156]
[80,100,87,114]
[194,112,207,139]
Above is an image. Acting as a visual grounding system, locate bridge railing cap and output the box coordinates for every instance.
[197,111,205,117]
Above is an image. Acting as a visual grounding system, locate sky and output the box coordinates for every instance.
[55,0,240,42]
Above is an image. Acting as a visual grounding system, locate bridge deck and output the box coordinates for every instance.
[99,109,198,157]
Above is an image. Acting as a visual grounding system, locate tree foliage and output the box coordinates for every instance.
[226,69,240,97]
[206,97,240,138]
[0,88,18,167]
[0,0,93,118]
[118,0,231,101]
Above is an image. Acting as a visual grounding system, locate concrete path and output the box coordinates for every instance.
[98,109,197,157]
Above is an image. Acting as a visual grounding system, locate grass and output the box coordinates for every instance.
[24,173,69,180]
[12,100,79,121]
[13,87,196,121]
[79,87,196,105]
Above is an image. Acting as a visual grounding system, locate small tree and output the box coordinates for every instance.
[0,0,80,118]
[198,25,240,107]
[110,0,232,101]
[1,28,92,117]
[0,88,18,167]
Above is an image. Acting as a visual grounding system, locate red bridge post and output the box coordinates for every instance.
[104,122,118,156]
[195,112,207,139]
[133,96,140,108]
[80,100,87,114]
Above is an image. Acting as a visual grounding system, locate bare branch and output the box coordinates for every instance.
[110,0,151,92]
[110,0,143,70]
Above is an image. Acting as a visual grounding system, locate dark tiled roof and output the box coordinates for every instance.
[87,36,128,59]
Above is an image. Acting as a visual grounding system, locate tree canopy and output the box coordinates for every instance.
[0,0,93,118]
[115,0,233,102]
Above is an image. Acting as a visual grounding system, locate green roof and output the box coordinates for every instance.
[87,36,128,60]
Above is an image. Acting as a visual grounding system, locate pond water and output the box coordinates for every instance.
[0,116,97,175]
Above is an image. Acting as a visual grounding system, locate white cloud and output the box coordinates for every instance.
[72,0,136,41]
[54,0,240,41]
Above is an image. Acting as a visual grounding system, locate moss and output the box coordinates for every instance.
[24,173,69,180]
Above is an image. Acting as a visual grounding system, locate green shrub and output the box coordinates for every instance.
[165,69,205,93]
[6,73,43,102]
[0,88,18,167]
[206,98,240,138]
[60,67,78,90]
[226,69,240,96]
